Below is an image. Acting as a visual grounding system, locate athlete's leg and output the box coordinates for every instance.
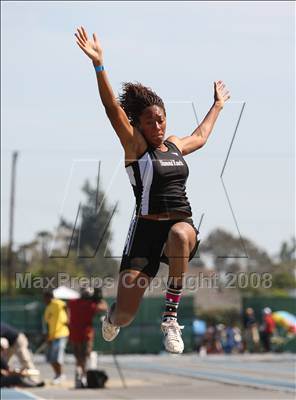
[161,221,197,353]
[163,221,197,302]
[102,269,151,341]
[109,269,152,327]
[102,217,164,341]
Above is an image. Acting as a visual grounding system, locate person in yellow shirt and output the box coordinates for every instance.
[43,290,69,384]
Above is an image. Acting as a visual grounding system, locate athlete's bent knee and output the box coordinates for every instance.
[168,227,190,247]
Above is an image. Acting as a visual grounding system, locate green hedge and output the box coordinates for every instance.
[1,295,195,354]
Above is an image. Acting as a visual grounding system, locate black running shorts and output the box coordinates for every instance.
[119,217,200,278]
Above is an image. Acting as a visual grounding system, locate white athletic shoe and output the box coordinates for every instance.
[102,314,120,342]
[51,374,66,385]
[161,320,184,354]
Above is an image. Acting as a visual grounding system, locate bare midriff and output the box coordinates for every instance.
[139,211,191,221]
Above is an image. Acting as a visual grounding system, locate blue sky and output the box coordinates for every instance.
[1,1,295,258]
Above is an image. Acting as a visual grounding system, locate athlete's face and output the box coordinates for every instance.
[138,105,166,146]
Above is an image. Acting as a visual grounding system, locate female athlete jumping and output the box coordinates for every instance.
[75,26,230,354]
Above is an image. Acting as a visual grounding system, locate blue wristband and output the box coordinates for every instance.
[94,65,104,72]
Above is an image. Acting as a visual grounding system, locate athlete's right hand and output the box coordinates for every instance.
[75,26,103,65]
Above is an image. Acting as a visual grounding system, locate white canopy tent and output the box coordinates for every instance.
[53,285,79,300]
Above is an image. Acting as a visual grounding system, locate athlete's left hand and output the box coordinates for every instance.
[214,80,230,109]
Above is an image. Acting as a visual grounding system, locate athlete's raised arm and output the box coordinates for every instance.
[75,26,134,148]
[167,81,230,156]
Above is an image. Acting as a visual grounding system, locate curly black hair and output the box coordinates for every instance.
[118,82,166,127]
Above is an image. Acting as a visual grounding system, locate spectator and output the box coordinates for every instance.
[0,337,44,388]
[260,307,276,352]
[68,286,107,388]
[223,325,236,354]
[43,289,69,384]
[233,325,243,353]
[204,325,223,354]
[243,308,260,352]
[0,322,39,377]
[192,319,207,354]
[221,324,242,354]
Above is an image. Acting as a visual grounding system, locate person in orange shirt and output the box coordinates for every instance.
[43,290,69,384]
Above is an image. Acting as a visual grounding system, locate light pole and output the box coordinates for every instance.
[7,151,18,295]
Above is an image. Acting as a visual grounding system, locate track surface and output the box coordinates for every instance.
[1,353,295,399]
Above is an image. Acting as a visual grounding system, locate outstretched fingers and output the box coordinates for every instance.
[81,26,89,41]
[75,39,89,56]
[74,26,102,64]
[76,27,86,43]
[75,33,85,47]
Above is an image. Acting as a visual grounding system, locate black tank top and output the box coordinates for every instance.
[125,140,192,216]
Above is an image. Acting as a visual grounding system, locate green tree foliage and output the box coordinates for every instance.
[195,228,272,273]
[63,179,119,277]
[1,178,119,295]
[191,229,295,296]
[271,236,296,291]
[279,237,296,262]
[1,245,8,292]
[72,181,114,254]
